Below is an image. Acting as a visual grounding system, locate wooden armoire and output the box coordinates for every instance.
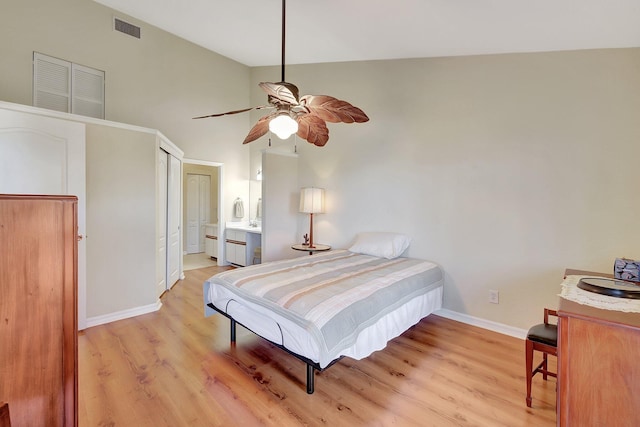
[0,195,78,427]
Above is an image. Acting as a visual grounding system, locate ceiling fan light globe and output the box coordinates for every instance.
[269,114,298,139]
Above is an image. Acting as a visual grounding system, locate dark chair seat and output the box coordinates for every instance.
[527,323,557,347]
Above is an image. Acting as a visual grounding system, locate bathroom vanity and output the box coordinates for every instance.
[224,223,261,267]
[204,224,219,259]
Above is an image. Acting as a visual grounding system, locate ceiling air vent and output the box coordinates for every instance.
[114,17,141,39]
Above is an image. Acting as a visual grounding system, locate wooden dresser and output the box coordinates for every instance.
[558,269,640,426]
[0,195,78,427]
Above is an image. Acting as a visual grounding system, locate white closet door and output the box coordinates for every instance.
[198,175,211,252]
[33,52,105,119]
[71,63,105,119]
[0,107,87,330]
[186,174,211,254]
[167,154,181,287]
[157,149,168,297]
[33,53,71,113]
[186,174,200,254]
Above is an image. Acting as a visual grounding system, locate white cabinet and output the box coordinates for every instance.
[225,226,262,267]
[225,229,247,266]
[205,224,218,259]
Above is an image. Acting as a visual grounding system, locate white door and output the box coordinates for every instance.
[167,154,181,287]
[198,176,211,252]
[157,149,168,297]
[186,174,200,254]
[0,107,87,330]
[186,174,211,254]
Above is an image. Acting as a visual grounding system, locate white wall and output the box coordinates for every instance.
[250,48,640,330]
[261,150,300,262]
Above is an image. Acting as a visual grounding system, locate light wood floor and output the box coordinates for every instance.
[79,266,557,426]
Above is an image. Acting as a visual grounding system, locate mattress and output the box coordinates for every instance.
[204,249,443,368]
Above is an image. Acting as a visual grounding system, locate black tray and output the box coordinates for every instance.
[578,277,640,299]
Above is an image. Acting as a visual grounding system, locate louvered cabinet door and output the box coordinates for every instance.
[0,195,78,427]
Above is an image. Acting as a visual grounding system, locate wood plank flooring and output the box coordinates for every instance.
[79,266,557,426]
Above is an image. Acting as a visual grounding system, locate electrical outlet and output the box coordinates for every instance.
[489,289,499,304]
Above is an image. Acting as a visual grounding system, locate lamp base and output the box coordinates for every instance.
[308,212,315,248]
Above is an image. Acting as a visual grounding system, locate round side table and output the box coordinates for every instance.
[291,243,331,256]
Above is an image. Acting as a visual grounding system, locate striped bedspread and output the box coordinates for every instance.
[205,249,443,367]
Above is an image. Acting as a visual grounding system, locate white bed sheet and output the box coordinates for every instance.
[207,280,443,367]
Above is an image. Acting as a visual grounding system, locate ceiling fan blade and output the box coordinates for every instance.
[296,114,329,147]
[193,105,272,119]
[299,95,369,124]
[243,114,274,144]
[259,82,300,105]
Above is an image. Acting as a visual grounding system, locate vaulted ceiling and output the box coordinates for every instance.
[94,0,640,67]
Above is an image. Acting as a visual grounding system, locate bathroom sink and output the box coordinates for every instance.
[228,225,261,233]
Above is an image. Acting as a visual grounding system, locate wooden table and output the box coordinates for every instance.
[558,269,640,426]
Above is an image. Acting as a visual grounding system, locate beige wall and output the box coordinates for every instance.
[86,124,157,317]
[0,0,254,320]
[0,0,253,224]
[3,0,639,332]
[251,48,640,330]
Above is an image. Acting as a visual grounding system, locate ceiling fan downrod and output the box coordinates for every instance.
[281,0,286,83]
[192,0,368,147]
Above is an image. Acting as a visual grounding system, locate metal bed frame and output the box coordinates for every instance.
[207,302,341,394]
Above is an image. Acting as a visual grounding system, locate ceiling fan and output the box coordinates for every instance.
[193,0,369,147]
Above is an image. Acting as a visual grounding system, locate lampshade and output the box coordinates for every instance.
[299,187,325,214]
[269,113,298,139]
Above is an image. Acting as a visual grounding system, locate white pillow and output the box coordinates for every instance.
[348,232,411,259]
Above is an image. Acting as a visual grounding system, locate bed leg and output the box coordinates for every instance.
[306,364,315,394]
[230,319,236,343]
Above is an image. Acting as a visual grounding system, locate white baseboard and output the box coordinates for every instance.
[85,300,163,329]
[83,302,526,339]
[434,308,528,340]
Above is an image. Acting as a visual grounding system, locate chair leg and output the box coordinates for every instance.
[542,353,548,380]
[525,339,533,407]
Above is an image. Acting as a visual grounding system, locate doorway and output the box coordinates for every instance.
[182,159,223,267]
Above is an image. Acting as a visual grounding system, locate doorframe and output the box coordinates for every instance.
[182,158,224,266]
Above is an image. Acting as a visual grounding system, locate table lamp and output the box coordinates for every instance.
[299,187,325,248]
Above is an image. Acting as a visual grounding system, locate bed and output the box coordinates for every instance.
[203,239,443,394]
